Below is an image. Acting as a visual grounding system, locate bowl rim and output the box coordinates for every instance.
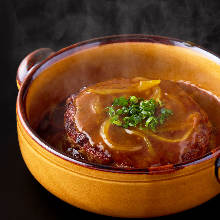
[16,34,220,174]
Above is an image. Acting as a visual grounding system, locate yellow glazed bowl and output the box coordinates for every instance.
[16,35,220,218]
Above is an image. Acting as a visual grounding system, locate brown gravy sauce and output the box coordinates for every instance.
[37,81,220,164]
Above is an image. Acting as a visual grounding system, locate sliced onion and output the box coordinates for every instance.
[143,113,198,143]
[124,129,154,155]
[88,88,135,95]
[150,87,161,101]
[144,127,194,143]
[100,112,198,154]
[137,80,161,92]
[100,119,144,152]
[88,80,161,95]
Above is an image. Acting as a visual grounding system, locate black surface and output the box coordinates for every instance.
[1,0,220,219]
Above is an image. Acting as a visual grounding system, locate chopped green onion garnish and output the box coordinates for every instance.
[106,96,173,132]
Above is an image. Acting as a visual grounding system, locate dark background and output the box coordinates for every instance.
[1,0,220,219]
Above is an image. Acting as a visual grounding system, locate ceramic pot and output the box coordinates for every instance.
[16,35,220,218]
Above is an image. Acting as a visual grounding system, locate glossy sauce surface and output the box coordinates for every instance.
[37,78,220,168]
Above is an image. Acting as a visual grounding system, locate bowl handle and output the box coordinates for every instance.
[215,157,220,183]
[16,48,55,90]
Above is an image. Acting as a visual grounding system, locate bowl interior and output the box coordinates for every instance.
[20,37,220,171]
[24,40,220,130]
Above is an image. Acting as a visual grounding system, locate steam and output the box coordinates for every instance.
[11,0,220,65]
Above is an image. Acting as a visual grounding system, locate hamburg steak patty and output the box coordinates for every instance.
[64,77,212,168]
